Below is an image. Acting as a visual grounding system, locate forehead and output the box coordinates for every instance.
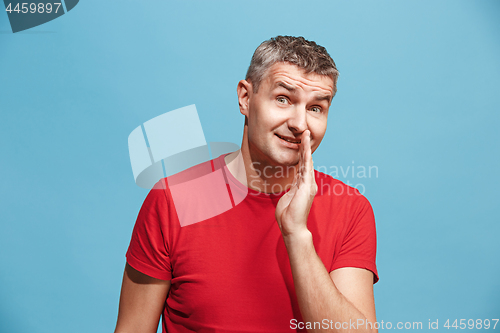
[260,62,334,96]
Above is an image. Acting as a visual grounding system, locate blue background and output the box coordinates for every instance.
[1,1,499,332]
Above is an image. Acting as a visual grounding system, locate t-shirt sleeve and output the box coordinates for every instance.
[330,195,379,283]
[126,179,172,281]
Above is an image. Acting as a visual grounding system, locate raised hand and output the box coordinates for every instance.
[275,130,318,238]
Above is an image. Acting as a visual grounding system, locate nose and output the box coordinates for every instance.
[287,105,308,134]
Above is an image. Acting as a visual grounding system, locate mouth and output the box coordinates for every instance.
[275,134,301,144]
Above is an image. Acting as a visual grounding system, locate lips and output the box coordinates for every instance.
[275,134,301,144]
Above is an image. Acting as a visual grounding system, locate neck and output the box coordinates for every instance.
[225,126,298,194]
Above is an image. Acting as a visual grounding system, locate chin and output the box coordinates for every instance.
[271,152,300,167]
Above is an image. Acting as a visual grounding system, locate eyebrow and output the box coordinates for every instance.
[275,81,332,104]
[316,94,333,104]
[276,81,296,92]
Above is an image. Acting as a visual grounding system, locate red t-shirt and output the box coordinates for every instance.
[126,154,378,332]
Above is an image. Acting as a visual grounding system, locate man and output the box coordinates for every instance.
[115,36,378,332]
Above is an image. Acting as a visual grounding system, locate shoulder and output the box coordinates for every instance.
[313,169,371,207]
[141,157,218,218]
[164,157,215,187]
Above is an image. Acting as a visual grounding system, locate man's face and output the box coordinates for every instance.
[240,62,334,167]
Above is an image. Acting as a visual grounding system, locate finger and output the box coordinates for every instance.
[297,151,305,189]
[277,185,297,217]
[302,130,317,196]
[298,130,311,188]
[304,130,312,167]
[290,170,299,189]
[296,135,304,188]
[301,131,313,177]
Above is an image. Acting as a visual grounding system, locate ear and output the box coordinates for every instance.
[237,79,252,117]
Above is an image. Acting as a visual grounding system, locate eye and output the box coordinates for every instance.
[310,106,322,113]
[276,96,289,104]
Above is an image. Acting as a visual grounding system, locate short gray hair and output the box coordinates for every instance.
[245,36,339,95]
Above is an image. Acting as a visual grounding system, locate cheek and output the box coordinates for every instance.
[310,119,327,138]
[250,108,281,132]
[310,122,327,149]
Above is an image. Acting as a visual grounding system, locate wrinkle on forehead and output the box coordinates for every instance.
[264,63,334,96]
